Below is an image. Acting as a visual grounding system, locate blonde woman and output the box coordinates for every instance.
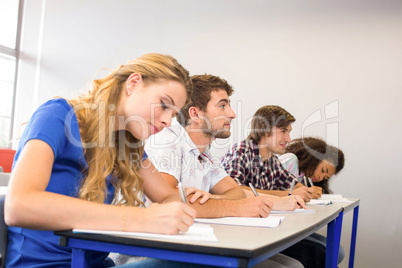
[5,53,196,267]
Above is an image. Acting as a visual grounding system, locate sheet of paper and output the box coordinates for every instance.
[320,194,352,203]
[73,223,218,242]
[307,194,352,205]
[320,194,343,200]
[195,215,285,228]
[307,199,333,205]
[271,209,315,214]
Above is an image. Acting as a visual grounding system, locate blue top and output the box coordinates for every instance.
[6,98,146,267]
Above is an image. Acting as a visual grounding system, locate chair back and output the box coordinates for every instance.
[0,149,16,173]
[0,196,7,268]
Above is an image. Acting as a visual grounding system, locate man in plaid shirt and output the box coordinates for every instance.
[221,105,322,202]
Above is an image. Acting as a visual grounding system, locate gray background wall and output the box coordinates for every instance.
[14,0,402,267]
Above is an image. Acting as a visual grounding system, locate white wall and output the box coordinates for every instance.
[15,0,402,267]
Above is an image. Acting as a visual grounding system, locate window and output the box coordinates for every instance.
[0,0,22,148]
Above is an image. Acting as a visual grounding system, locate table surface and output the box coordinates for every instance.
[56,201,358,260]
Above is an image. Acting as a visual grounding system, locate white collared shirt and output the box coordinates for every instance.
[145,120,227,191]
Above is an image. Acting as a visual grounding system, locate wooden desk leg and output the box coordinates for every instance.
[71,248,91,268]
[348,205,359,268]
[326,211,344,268]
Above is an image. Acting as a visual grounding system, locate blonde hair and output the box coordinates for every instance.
[67,53,192,206]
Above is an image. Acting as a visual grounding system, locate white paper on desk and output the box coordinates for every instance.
[306,199,332,205]
[319,194,352,203]
[73,223,218,242]
[271,209,315,214]
[195,215,285,228]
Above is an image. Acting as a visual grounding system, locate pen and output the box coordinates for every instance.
[288,180,296,196]
[178,182,187,203]
[248,183,259,196]
[308,177,314,187]
[303,176,308,186]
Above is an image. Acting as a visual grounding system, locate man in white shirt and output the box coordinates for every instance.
[145,74,273,218]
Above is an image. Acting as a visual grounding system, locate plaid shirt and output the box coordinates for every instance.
[220,139,297,191]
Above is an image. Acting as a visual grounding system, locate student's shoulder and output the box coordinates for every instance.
[278,153,298,163]
[34,98,73,118]
[231,139,254,153]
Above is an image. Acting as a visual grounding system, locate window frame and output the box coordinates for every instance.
[0,0,24,148]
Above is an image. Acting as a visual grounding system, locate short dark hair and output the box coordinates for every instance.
[247,105,295,143]
[178,74,234,127]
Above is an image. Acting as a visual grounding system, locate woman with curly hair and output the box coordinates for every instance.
[279,137,345,194]
[5,53,196,267]
[279,137,346,267]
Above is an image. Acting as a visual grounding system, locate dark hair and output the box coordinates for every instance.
[285,137,345,193]
[247,105,295,144]
[178,74,234,127]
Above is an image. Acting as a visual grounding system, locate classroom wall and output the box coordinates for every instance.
[14,0,402,267]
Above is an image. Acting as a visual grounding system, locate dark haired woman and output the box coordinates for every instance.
[279,137,345,193]
[278,137,345,267]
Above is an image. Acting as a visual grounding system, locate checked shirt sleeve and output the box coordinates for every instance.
[271,156,298,190]
[220,144,250,186]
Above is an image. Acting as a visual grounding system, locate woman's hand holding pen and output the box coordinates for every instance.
[311,186,323,199]
[139,202,196,235]
[292,186,314,202]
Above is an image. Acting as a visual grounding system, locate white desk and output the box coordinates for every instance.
[56,204,344,267]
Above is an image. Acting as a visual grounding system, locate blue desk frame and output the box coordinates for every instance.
[348,205,360,268]
[56,205,354,268]
[325,200,360,268]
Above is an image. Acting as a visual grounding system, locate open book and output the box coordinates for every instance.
[73,223,218,242]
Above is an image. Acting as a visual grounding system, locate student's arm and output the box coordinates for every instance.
[184,176,245,204]
[141,159,185,203]
[220,146,250,186]
[244,184,315,202]
[242,183,314,202]
[161,172,273,218]
[294,183,322,199]
[242,188,306,210]
[5,139,195,234]
[209,176,246,200]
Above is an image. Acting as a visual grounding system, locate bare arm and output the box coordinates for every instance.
[161,173,272,218]
[240,183,315,202]
[5,140,195,234]
[243,188,306,210]
[140,159,185,204]
[209,176,246,200]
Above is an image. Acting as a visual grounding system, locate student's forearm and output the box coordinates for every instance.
[186,196,242,218]
[186,193,273,218]
[242,188,304,211]
[240,185,289,196]
[211,186,246,200]
[6,189,133,231]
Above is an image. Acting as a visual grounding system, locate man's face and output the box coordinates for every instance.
[200,90,236,139]
[263,124,292,155]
